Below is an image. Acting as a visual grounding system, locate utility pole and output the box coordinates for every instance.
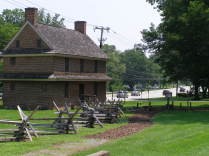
[94,26,110,48]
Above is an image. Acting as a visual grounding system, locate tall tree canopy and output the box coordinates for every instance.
[121,49,162,90]
[0,8,65,50]
[0,8,65,27]
[102,45,161,91]
[102,44,126,91]
[143,0,209,98]
[37,8,65,28]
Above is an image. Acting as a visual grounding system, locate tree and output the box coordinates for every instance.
[38,8,65,28]
[102,44,126,91]
[0,8,24,26]
[0,23,19,50]
[121,49,162,90]
[0,9,24,49]
[143,0,209,99]
[0,8,65,50]
[0,8,65,27]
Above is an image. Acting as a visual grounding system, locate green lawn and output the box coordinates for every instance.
[124,100,209,108]
[74,111,209,156]
[0,107,127,156]
[1,99,209,155]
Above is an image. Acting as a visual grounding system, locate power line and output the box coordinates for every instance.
[106,31,133,48]
[19,0,133,47]
[111,29,132,42]
[122,72,163,81]
[5,0,135,50]
[13,0,28,7]
[23,0,43,8]
[4,0,25,9]
[24,0,96,26]
[22,0,75,24]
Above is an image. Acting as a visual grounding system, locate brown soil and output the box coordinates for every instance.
[24,139,107,156]
[24,110,158,156]
[86,110,157,140]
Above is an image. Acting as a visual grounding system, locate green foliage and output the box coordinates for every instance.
[38,8,65,28]
[102,44,162,91]
[0,8,65,50]
[0,22,19,50]
[102,44,126,91]
[141,23,162,54]
[0,8,65,28]
[121,49,162,90]
[143,0,209,99]
[0,8,24,26]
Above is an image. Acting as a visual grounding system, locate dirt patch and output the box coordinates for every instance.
[24,139,107,156]
[24,111,158,156]
[86,111,157,140]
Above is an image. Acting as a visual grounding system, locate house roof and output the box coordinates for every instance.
[0,72,111,81]
[4,22,107,59]
[49,72,112,81]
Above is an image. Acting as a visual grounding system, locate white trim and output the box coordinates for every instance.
[4,21,53,51]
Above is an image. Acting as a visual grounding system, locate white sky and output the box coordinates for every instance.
[1,0,161,51]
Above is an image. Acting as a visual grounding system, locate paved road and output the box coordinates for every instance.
[106,86,190,101]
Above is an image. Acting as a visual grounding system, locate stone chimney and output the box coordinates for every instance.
[25,7,38,25]
[74,21,86,34]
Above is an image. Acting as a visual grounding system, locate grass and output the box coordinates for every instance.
[0,106,127,156]
[1,99,209,155]
[74,111,209,156]
[124,100,209,108]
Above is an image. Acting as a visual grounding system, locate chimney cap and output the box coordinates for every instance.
[75,21,87,23]
[74,21,87,35]
[25,7,38,10]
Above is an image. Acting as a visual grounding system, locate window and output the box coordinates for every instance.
[65,58,69,72]
[94,82,98,96]
[9,83,15,91]
[41,84,47,92]
[64,83,69,98]
[37,39,42,48]
[79,84,84,101]
[94,60,98,73]
[10,57,16,66]
[80,59,84,72]
[16,40,20,48]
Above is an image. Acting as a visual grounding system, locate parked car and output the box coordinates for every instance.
[131,90,140,96]
[116,91,128,98]
[162,90,172,97]
[179,87,186,92]
[124,91,129,98]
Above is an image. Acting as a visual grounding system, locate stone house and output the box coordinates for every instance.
[1,8,111,109]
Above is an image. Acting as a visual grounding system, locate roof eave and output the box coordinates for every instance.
[2,52,107,60]
[4,21,54,51]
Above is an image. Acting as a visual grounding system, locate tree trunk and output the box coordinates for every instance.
[201,86,207,98]
[206,86,209,98]
[176,81,179,97]
[207,87,209,98]
[194,83,200,100]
